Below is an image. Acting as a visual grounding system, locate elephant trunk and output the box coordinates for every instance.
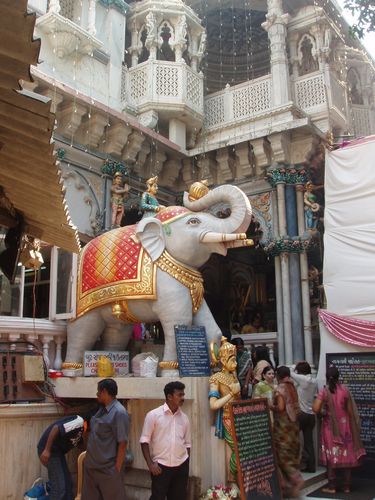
[183,184,252,234]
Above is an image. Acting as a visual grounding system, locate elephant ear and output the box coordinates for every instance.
[135,218,166,262]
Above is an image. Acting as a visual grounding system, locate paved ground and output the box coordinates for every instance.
[307,475,375,500]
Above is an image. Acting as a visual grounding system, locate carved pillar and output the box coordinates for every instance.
[122,130,145,163]
[103,123,132,157]
[42,336,53,369]
[268,166,293,364]
[262,0,290,106]
[234,142,252,179]
[296,181,313,365]
[55,102,88,137]
[87,0,97,36]
[53,336,64,370]
[216,147,234,183]
[48,0,60,13]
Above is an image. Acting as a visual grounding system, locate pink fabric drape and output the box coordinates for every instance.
[319,309,375,348]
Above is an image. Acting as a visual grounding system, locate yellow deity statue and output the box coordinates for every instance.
[209,337,241,478]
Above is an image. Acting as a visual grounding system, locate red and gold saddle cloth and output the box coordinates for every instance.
[77,206,190,318]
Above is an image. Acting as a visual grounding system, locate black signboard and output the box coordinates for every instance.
[230,399,282,500]
[326,352,375,459]
[174,325,211,377]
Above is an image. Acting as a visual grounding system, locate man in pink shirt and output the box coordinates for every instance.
[140,381,191,500]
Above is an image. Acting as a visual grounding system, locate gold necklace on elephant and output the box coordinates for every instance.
[155,250,204,313]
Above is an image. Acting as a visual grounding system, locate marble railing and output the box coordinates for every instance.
[293,70,348,120]
[0,317,67,370]
[204,74,272,130]
[352,105,372,137]
[123,60,204,115]
[232,331,278,367]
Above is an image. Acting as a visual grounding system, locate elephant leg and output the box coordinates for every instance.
[65,309,105,364]
[101,324,133,351]
[193,299,222,347]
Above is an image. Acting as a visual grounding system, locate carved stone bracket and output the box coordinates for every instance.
[269,132,291,164]
[103,123,132,157]
[55,102,88,137]
[36,11,103,58]
[234,142,252,179]
[122,131,145,163]
[159,159,182,188]
[75,113,108,149]
[216,147,234,183]
[251,138,269,176]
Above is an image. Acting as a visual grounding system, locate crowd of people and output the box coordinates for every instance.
[230,341,366,498]
[36,347,366,500]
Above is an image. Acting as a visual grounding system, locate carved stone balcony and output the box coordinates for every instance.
[123,60,204,126]
[36,11,102,58]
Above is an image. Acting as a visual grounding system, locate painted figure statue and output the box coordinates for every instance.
[111,172,129,228]
[140,176,163,218]
[209,337,241,479]
[62,182,253,376]
[304,181,320,230]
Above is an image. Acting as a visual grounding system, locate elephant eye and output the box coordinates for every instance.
[187,217,201,225]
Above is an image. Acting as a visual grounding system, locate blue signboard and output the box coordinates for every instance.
[174,325,211,377]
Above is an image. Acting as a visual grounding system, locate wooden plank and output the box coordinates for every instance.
[0,88,51,118]
[0,101,52,130]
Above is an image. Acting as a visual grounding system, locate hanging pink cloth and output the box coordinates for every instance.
[319,309,375,348]
[133,323,143,341]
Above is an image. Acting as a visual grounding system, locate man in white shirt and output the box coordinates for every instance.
[291,361,318,473]
[140,381,191,500]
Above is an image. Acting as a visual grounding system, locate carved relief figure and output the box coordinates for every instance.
[175,15,187,46]
[348,68,364,105]
[145,11,157,45]
[298,35,319,76]
[111,172,129,228]
[197,31,207,59]
[304,181,320,230]
[209,337,241,479]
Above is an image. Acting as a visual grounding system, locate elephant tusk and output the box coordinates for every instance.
[200,232,247,243]
[225,239,254,248]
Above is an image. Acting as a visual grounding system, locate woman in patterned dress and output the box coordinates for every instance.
[273,366,304,498]
[313,366,365,494]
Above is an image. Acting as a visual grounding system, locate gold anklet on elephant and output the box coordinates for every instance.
[62,362,84,369]
[159,360,179,370]
[155,250,204,313]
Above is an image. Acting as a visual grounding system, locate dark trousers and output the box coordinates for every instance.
[150,458,189,500]
[298,412,316,472]
[40,451,73,500]
[82,463,126,500]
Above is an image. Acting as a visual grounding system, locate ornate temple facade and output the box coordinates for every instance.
[1,0,375,369]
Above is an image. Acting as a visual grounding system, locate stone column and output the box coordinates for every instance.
[262,0,290,106]
[285,183,304,360]
[87,0,97,36]
[169,118,186,150]
[296,181,314,365]
[271,168,293,365]
[272,190,285,364]
[48,0,60,13]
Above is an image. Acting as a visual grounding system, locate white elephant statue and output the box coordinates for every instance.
[63,183,252,376]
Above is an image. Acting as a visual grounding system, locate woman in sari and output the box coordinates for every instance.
[231,337,253,398]
[313,366,365,494]
[253,365,275,403]
[273,366,304,498]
